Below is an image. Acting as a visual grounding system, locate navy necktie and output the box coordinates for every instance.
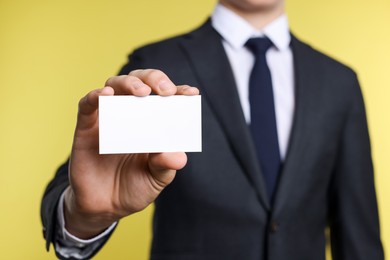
[246,37,281,203]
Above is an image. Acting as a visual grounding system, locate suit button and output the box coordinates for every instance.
[270,221,279,233]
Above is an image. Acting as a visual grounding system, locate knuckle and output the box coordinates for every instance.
[128,69,143,76]
[122,75,138,86]
[104,76,118,86]
[180,85,191,90]
[145,69,167,82]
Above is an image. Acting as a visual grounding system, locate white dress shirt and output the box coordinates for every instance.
[211,4,295,160]
[54,3,295,258]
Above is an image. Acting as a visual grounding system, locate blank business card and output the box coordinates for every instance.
[99,95,202,154]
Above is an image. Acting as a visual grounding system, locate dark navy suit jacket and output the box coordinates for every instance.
[42,20,384,260]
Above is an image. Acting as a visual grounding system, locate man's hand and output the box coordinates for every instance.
[63,69,199,239]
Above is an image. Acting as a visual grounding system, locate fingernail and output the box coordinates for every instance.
[159,80,174,92]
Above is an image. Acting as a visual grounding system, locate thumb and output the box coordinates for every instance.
[147,152,187,188]
[76,87,114,130]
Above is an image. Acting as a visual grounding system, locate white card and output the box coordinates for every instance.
[99,95,202,154]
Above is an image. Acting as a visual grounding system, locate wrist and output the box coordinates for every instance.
[63,187,118,239]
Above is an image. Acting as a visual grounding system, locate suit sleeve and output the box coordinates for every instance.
[40,50,145,258]
[329,73,384,260]
[41,160,71,252]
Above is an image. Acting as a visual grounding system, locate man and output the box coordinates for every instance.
[41,0,384,259]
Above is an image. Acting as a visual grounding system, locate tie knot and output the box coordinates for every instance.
[245,37,273,55]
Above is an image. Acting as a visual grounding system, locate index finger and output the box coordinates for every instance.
[105,75,152,96]
[129,69,177,96]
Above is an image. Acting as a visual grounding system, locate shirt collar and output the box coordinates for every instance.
[211,3,291,51]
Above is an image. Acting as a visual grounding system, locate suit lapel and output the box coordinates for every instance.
[180,20,270,210]
[272,36,319,214]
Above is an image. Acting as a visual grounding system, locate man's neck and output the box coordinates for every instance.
[219,1,285,30]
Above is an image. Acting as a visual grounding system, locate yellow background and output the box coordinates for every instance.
[0,0,389,259]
